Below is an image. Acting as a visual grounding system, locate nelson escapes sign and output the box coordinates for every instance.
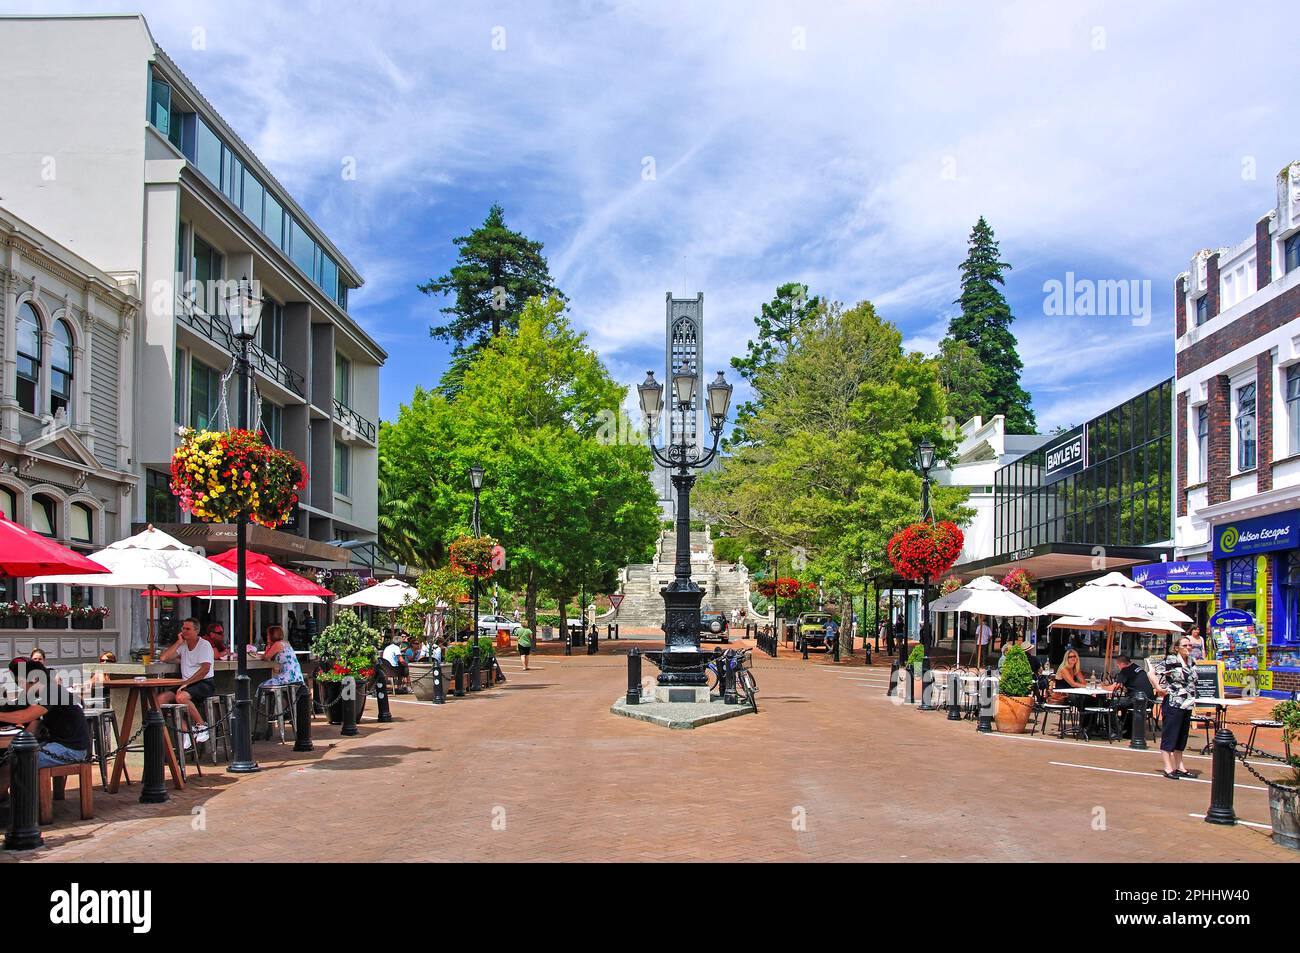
[1212,510,1300,559]
[1043,427,1086,484]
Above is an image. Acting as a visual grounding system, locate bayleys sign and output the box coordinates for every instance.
[1043,427,1086,485]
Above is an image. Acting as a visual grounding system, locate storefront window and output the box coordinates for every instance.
[1281,553,1300,646]
[1235,382,1256,471]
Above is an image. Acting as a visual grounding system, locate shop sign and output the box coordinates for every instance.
[1212,509,1300,559]
[1043,427,1086,485]
[1132,561,1215,598]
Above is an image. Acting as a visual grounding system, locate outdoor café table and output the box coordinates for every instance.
[1056,686,1115,739]
[106,676,188,794]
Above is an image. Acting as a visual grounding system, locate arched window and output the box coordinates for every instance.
[31,494,56,537]
[51,319,73,417]
[0,486,14,521]
[16,302,42,414]
[70,502,92,543]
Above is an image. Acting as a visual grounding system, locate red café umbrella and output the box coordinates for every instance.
[196,550,333,601]
[0,512,109,577]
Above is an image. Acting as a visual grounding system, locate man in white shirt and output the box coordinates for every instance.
[157,618,213,748]
[975,618,992,666]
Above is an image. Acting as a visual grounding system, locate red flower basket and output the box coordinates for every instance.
[1001,568,1035,602]
[449,535,498,579]
[757,577,813,599]
[887,521,964,582]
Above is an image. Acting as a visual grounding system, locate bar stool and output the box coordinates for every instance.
[83,707,127,791]
[255,682,300,743]
[158,703,204,780]
[1245,719,1284,757]
[201,694,234,764]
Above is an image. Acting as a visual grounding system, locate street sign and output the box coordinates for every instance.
[608,593,625,612]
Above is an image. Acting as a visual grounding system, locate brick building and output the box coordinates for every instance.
[1174,160,1300,698]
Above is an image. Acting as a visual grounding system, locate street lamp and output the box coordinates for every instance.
[765,548,778,633]
[915,438,936,710]
[225,276,263,773]
[638,368,732,686]
[468,464,484,691]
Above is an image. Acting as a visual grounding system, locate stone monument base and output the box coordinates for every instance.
[652,684,712,704]
[610,695,755,729]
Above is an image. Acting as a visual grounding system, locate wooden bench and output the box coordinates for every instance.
[39,762,94,826]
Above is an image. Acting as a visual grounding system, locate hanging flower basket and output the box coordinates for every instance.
[1001,568,1035,602]
[887,521,964,582]
[170,427,307,528]
[449,535,498,579]
[939,576,963,596]
[757,577,812,599]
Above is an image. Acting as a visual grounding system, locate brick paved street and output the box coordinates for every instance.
[6,639,1298,863]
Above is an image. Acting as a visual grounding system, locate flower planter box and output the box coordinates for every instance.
[32,617,68,630]
[1,616,28,629]
[71,618,104,630]
[323,678,372,725]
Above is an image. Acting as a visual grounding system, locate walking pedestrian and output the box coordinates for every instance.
[1154,635,1199,780]
[516,625,535,671]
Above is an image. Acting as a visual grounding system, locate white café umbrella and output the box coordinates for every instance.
[928,575,1043,666]
[27,524,259,656]
[334,577,419,609]
[1039,571,1192,672]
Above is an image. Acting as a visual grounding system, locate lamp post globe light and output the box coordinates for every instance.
[468,464,484,692]
[915,438,936,711]
[225,276,263,774]
[638,368,732,686]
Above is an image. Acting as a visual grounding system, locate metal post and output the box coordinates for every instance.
[432,659,445,704]
[341,677,358,736]
[627,648,642,705]
[1205,728,1238,826]
[833,625,841,663]
[3,729,43,849]
[469,576,481,692]
[801,633,809,660]
[976,667,994,733]
[229,335,259,774]
[452,658,464,697]
[723,658,738,705]
[917,654,935,711]
[293,685,314,751]
[904,663,915,704]
[947,671,962,721]
[375,663,393,723]
[1129,691,1148,750]
[887,659,899,697]
[139,708,168,804]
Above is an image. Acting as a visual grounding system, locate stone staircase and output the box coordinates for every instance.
[613,530,754,627]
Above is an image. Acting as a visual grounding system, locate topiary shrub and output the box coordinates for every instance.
[999,644,1034,697]
[906,644,925,674]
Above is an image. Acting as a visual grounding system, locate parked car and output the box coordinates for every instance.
[700,608,729,643]
[796,612,834,652]
[476,613,520,633]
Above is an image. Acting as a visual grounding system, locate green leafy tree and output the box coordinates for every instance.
[941,217,1036,433]
[729,282,821,446]
[418,203,565,395]
[936,337,991,429]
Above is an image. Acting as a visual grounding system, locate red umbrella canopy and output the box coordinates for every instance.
[200,550,333,599]
[0,512,109,578]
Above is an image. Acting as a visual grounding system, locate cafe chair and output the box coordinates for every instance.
[84,708,127,791]
[201,694,234,764]
[1194,713,1216,755]
[1030,682,1075,738]
[254,682,300,744]
[1245,719,1284,758]
[38,757,94,825]
[159,703,204,780]
[1083,696,1121,743]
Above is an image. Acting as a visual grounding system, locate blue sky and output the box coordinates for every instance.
[20,1,1300,431]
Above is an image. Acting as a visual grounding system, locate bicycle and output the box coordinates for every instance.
[707,648,758,711]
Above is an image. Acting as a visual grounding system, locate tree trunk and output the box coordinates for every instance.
[524,570,539,632]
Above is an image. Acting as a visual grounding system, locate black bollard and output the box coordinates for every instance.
[469,649,481,692]
[374,666,393,723]
[3,729,43,850]
[1205,728,1238,826]
[947,671,962,721]
[626,649,641,705]
[452,658,464,697]
[801,635,809,660]
[976,668,994,733]
[1129,691,1148,750]
[139,708,169,805]
[587,626,598,655]
[341,677,359,736]
[293,685,314,752]
[614,623,619,640]
[564,626,573,656]
[904,664,915,705]
[864,644,871,666]
[833,630,841,663]
[917,657,935,711]
[723,659,738,705]
[887,660,899,697]
[432,659,445,704]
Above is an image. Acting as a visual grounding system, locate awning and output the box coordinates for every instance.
[134,522,348,567]
[949,542,1172,584]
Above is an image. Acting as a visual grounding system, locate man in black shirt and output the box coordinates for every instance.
[1110,654,1155,738]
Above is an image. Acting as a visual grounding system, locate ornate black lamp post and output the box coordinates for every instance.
[915,439,937,711]
[468,464,484,691]
[225,276,263,773]
[765,548,778,633]
[638,368,732,685]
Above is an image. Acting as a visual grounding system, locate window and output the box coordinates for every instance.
[1287,234,1300,274]
[240,169,264,225]
[1195,295,1210,326]
[319,254,338,304]
[16,302,42,414]
[334,353,351,405]
[191,235,223,313]
[145,469,179,524]
[260,300,283,359]
[70,585,94,609]
[174,347,186,424]
[0,486,14,520]
[222,148,243,207]
[263,192,285,250]
[70,503,92,543]
[1196,405,1208,482]
[334,441,350,495]
[31,495,55,537]
[260,399,282,446]
[50,320,73,417]
[195,118,222,185]
[149,73,171,137]
[1236,382,1257,471]
[189,358,222,430]
[290,217,316,279]
[1290,366,1300,457]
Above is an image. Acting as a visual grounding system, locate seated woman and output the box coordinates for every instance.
[250,625,303,688]
[1052,648,1088,703]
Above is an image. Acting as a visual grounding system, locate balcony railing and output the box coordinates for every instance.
[333,396,377,443]
[176,294,306,398]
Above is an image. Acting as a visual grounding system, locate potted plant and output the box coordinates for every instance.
[995,644,1034,733]
[1268,699,1300,851]
[29,601,70,630]
[71,605,111,630]
[310,610,383,724]
[0,601,29,629]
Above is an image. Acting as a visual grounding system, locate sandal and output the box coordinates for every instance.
[1162,771,1180,780]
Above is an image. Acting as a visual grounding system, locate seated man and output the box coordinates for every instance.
[0,657,90,793]
[156,618,213,749]
[1110,653,1155,737]
[201,621,229,660]
[381,635,412,693]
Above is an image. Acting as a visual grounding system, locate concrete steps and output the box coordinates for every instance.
[613,530,753,627]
